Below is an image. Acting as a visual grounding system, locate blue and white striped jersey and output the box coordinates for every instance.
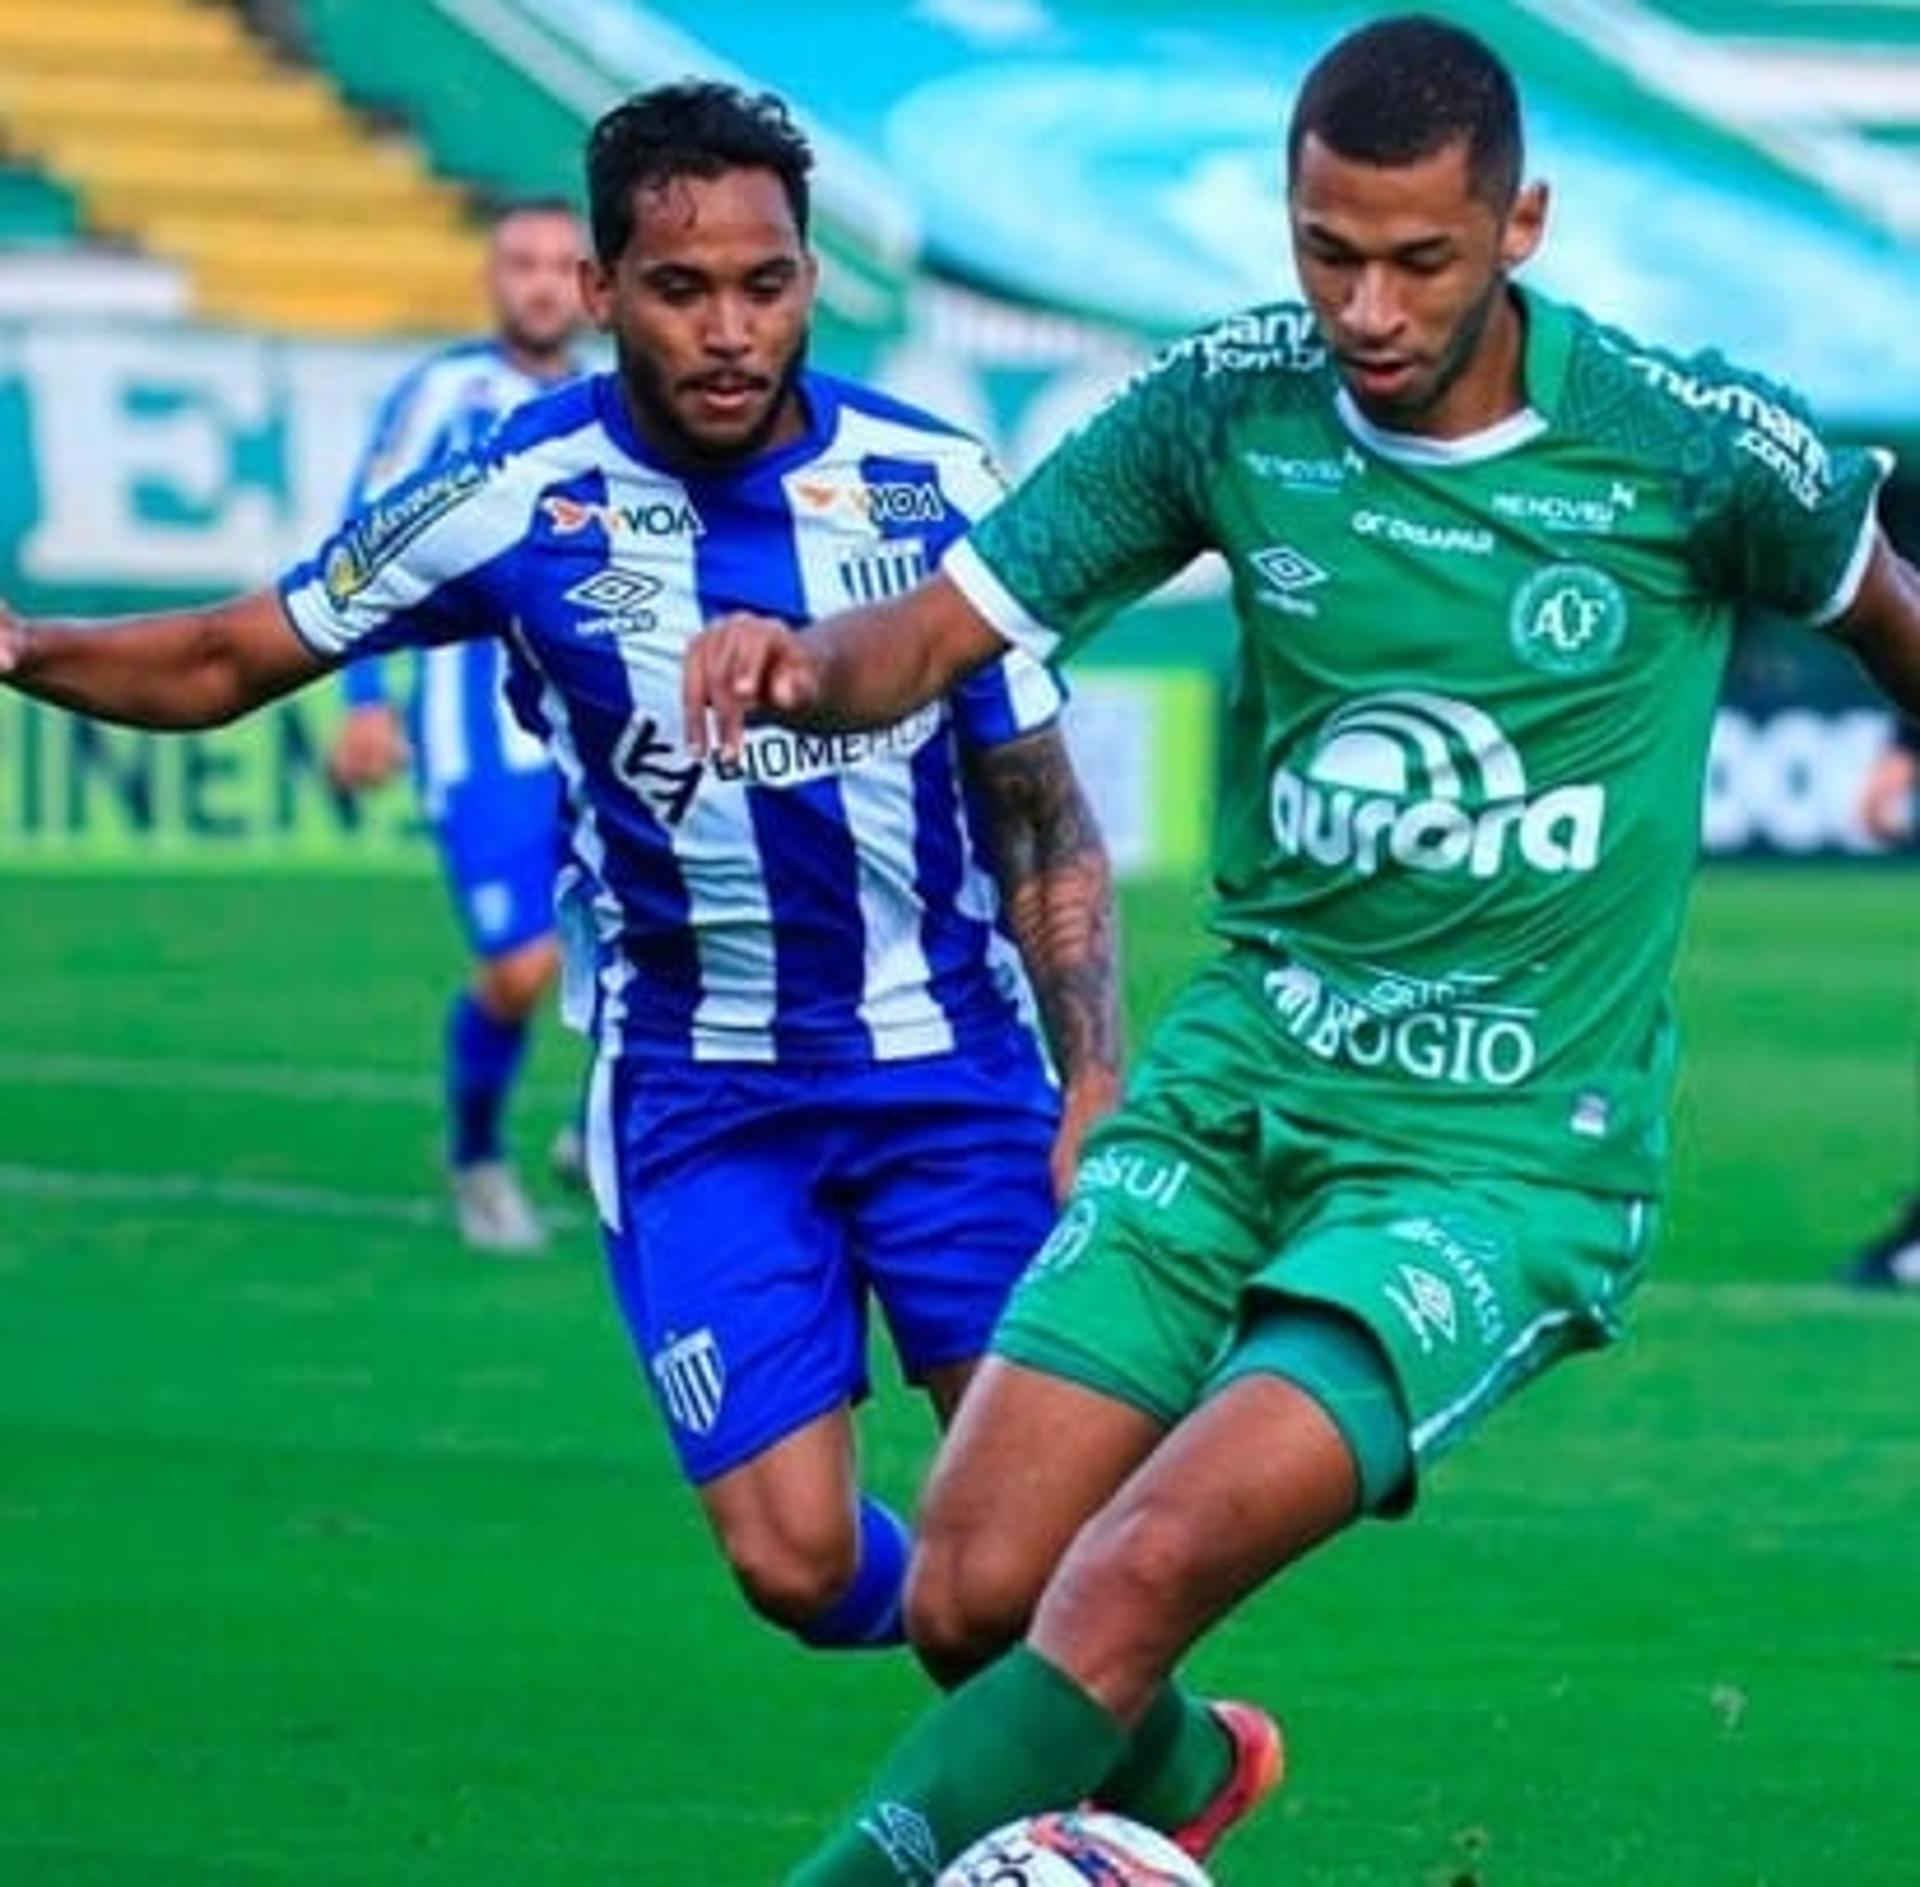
[341,338,575,813]
[284,370,1064,1067]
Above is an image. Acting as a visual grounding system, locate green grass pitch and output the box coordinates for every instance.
[1,867,1915,1884]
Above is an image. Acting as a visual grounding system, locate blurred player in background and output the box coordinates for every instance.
[684,16,1920,1880]
[0,84,1118,1659]
[329,199,588,1255]
[1840,714,1920,1288]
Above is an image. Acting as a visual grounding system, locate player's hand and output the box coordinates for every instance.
[329,703,409,791]
[1049,1065,1123,1204]
[1858,746,1917,844]
[682,612,821,762]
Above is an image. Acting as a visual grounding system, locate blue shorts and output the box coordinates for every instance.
[596,1037,1060,1485]
[433,766,563,960]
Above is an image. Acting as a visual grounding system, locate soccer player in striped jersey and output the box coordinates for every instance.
[328,199,588,1256]
[0,83,1118,1658]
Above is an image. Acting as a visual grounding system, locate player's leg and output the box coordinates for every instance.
[696,1406,911,1645]
[839,1047,1185,1684]
[784,1173,1653,1883]
[598,1061,908,1646]
[437,769,564,1251]
[782,1366,1366,1887]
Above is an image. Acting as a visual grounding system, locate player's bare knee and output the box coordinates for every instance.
[721,1528,856,1627]
[724,1522,860,1629]
[1060,1496,1200,1622]
[904,1532,1038,1679]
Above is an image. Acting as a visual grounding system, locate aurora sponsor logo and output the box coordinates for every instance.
[1269,692,1605,879]
[1262,959,1540,1089]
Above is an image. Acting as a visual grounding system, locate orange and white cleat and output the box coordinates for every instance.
[1168,1701,1285,1862]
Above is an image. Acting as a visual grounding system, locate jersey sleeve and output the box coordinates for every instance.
[944,339,1217,664]
[925,439,1066,747]
[1686,361,1892,625]
[278,452,514,664]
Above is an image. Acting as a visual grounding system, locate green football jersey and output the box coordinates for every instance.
[947,287,1887,1194]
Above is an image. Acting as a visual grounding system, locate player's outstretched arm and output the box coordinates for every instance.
[0,589,325,731]
[1833,536,1920,723]
[683,570,1009,761]
[970,726,1123,1201]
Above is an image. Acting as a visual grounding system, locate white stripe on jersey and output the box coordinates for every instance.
[784,406,959,1059]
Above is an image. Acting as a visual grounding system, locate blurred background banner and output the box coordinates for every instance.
[0,0,1914,864]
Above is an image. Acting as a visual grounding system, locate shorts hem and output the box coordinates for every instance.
[988,1327,1183,1427]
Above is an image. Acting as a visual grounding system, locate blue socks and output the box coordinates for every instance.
[797,1496,912,1650]
[447,991,529,1168]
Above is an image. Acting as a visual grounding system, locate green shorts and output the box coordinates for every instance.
[993,975,1656,1512]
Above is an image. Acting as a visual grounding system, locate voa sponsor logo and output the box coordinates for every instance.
[792,475,947,526]
[540,493,704,539]
[1262,959,1540,1090]
[1269,692,1605,879]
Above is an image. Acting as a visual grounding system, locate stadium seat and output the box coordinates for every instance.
[0,0,485,335]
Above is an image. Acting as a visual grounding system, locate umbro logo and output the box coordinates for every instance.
[1251,544,1330,616]
[564,568,663,637]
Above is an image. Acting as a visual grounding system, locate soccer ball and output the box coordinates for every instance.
[935,1809,1213,1885]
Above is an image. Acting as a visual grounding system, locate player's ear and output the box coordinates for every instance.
[1501,180,1548,272]
[578,255,616,331]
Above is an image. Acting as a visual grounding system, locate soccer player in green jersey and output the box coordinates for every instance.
[685,16,1920,1882]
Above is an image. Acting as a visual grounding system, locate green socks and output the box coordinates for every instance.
[1093,1682,1234,1830]
[786,1646,1128,1884]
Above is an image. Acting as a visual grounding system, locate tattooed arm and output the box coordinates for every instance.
[970,725,1123,1201]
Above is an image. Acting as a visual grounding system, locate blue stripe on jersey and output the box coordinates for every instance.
[522,464,706,1048]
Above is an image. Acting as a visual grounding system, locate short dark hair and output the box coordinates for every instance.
[489,195,580,229]
[585,81,813,263]
[1286,15,1522,206]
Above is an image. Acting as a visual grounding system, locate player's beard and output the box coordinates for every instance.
[501,309,577,377]
[1348,271,1509,426]
[617,332,810,471]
